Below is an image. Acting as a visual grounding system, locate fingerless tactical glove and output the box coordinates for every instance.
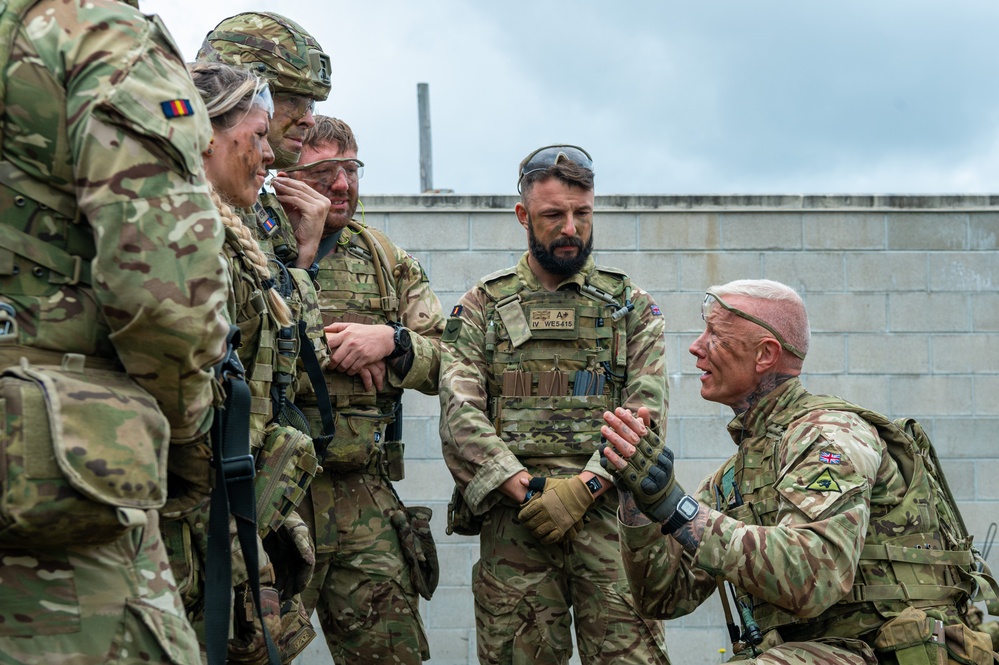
[599,422,685,524]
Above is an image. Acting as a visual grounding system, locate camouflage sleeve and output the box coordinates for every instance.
[619,475,720,619]
[439,288,525,513]
[692,411,884,618]
[582,284,667,479]
[35,1,229,442]
[389,246,444,394]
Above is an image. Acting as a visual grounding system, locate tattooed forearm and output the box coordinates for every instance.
[617,490,652,526]
[666,505,710,554]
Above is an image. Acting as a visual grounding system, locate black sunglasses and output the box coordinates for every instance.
[517,144,593,193]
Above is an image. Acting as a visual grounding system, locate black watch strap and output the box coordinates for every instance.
[662,495,699,535]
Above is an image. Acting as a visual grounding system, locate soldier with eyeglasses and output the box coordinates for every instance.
[286,116,446,665]
[439,145,671,664]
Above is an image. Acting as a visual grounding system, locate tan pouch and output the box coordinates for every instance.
[322,411,385,471]
[0,355,167,546]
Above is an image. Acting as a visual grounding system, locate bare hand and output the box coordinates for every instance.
[355,360,387,392]
[324,321,394,374]
[272,174,329,267]
[600,406,652,470]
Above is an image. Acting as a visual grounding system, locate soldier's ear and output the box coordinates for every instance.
[754,337,782,373]
[515,202,530,230]
[204,137,215,158]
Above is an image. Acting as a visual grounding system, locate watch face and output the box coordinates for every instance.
[677,495,699,520]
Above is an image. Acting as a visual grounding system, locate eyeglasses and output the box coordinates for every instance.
[285,157,364,185]
[273,93,316,120]
[702,291,806,360]
[517,144,593,193]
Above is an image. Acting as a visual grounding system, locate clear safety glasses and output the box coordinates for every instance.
[702,291,806,360]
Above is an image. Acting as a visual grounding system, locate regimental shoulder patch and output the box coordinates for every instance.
[254,202,277,236]
[450,305,464,317]
[161,99,194,119]
[442,316,463,343]
[650,304,662,316]
[806,469,842,492]
[819,451,842,465]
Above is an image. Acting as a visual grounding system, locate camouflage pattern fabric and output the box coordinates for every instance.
[439,251,669,665]
[0,0,230,659]
[296,223,445,664]
[619,378,993,663]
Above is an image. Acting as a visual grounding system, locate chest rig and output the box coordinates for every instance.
[718,393,998,639]
[480,265,630,458]
[0,0,107,361]
[305,221,400,411]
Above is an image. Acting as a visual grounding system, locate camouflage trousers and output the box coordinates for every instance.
[727,637,876,665]
[474,497,669,665]
[299,468,430,664]
[0,511,201,665]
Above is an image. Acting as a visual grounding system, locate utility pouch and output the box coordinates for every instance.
[446,485,483,536]
[254,423,319,537]
[322,411,385,472]
[392,505,439,600]
[873,607,994,665]
[0,355,168,546]
[227,583,282,665]
[383,438,405,481]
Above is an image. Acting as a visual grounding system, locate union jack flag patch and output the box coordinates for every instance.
[650,304,662,316]
[819,451,842,465]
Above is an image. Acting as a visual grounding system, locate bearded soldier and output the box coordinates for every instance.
[0,0,230,662]
[439,145,670,665]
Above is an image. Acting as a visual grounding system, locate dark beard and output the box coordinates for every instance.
[528,220,594,277]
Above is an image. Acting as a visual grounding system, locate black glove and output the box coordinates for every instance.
[599,421,685,524]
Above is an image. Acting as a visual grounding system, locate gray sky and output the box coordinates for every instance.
[146,0,999,196]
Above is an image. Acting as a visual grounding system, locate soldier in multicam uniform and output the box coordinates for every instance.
[284,116,445,665]
[162,61,322,664]
[438,145,670,665]
[601,279,999,665]
[197,11,332,271]
[0,0,230,663]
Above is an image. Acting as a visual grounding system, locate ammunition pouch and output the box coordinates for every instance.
[392,505,439,600]
[253,422,318,537]
[383,437,405,482]
[227,580,282,665]
[0,354,168,546]
[446,485,483,537]
[874,607,996,665]
[321,410,391,472]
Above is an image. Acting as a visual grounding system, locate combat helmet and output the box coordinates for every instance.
[198,12,331,102]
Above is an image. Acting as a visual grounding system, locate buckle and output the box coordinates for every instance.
[0,303,17,338]
[219,454,256,483]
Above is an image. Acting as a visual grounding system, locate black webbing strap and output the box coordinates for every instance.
[297,319,336,459]
[204,327,280,665]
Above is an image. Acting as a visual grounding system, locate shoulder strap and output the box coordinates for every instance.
[347,220,399,319]
[0,0,43,150]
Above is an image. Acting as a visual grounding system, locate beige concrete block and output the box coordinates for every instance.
[678,417,738,460]
[974,376,999,415]
[595,212,639,249]
[676,459,726,494]
[848,334,929,374]
[889,293,970,332]
[597,251,680,291]
[845,253,928,292]
[678,252,764,292]
[932,334,999,373]
[469,211,525,250]
[890,376,974,416]
[429,251,516,292]
[404,390,444,418]
[425,587,476,629]
[660,625,733,665]
[663,333,685,382]
[930,418,999,458]
[975,461,999,500]
[721,212,803,250]
[394,459,455,503]
[763,251,846,292]
[929,253,999,292]
[938,460,975,500]
[972,294,999,331]
[435,542,475,587]
[803,212,885,250]
[402,418,445,461]
[958,503,999,566]
[804,375,891,413]
[385,212,470,250]
[658,292,709,335]
[886,212,968,250]
[424,628,476,664]
[969,212,999,250]
[806,294,887,333]
[639,211,723,251]
[669,374,730,417]
[805,334,847,375]
[357,212,389,232]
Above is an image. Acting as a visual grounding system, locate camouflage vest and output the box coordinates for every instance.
[0,0,107,361]
[306,220,400,411]
[480,264,629,458]
[723,393,999,639]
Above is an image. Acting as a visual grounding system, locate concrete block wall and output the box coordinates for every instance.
[298,194,999,665]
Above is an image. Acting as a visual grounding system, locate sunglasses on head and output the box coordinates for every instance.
[517,144,593,193]
[702,291,806,360]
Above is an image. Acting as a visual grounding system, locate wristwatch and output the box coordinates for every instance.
[661,494,699,535]
[584,477,602,495]
[385,321,412,359]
